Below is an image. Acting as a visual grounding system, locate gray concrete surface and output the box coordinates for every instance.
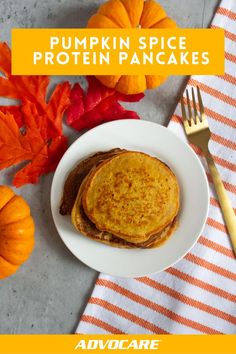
[0,0,220,334]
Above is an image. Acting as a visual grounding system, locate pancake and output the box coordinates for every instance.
[82,151,179,243]
[60,148,125,215]
[71,176,178,249]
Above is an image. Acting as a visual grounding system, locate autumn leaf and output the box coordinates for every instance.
[66,76,144,131]
[0,42,71,135]
[0,110,68,187]
[0,42,71,187]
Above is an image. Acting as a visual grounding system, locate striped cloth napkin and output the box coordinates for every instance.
[76,0,236,334]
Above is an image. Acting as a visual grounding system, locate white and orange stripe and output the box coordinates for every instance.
[77,0,236,334]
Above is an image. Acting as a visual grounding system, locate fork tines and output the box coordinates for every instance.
[181,86,206,127]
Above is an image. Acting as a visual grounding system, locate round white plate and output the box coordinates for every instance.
[51,120,209,278]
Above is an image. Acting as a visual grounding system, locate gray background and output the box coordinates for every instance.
[0,0,220,334]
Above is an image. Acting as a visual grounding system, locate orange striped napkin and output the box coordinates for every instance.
[76,0,236,334]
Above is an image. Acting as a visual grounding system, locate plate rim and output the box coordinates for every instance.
[50,119,209,278]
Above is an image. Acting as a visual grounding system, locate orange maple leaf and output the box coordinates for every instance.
[0,42,71,187]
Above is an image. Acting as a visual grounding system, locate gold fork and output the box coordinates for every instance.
[181,86,236,256]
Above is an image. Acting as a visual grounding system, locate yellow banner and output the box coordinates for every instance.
[0,335,235,354]
[11,28,224,75]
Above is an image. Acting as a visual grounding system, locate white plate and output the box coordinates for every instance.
[51,120,209,278]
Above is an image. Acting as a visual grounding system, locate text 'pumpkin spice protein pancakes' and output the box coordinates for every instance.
[60,149,180,249]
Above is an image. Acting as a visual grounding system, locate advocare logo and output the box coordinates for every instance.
[74,339,161,350]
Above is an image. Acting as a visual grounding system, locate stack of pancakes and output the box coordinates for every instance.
[60,149,180,249]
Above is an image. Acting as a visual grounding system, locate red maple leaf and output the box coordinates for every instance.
[66,76,144,131]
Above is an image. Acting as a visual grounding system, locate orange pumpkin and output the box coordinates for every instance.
[87,0,177,94]
[0,186,35,280]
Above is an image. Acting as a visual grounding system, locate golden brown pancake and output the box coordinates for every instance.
[60,149,124,215]
[61,149,179,249]
[71,176,178,249]
[82,151,179,243]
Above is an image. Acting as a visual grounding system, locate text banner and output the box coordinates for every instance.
[12,28,225,75]
[0,335,235,354]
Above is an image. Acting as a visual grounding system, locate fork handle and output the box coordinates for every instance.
[205,150,236,256]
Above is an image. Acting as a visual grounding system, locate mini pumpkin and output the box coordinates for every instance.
[0,186,35,280]
[87,0,177,94]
